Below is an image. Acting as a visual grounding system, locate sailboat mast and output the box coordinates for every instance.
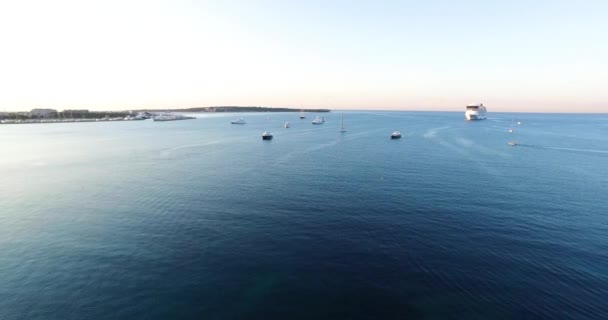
[339,112,347,132]
[508,119,517,146]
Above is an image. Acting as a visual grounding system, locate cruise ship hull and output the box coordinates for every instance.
[465,112,486,120]
[465,104,487,120]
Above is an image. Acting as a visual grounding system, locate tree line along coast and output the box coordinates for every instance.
[0,106,331,124]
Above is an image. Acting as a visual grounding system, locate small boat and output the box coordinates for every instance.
[339,113,347,133]
[231,117,246,124]
[153,113,196,121]
[507,119,519,146]
[262,131,273,140]
[284,121,290,128]
[299,110,306,119]
[312,116,324,125]
[390,131,402,139]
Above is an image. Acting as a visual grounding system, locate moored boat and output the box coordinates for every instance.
[153,113,196,121]
[339,113,347,133]
[507,119,519,146]
[231,117,246,124]
[262,131,273,140]
[390,131,402,139]
[312,116,324,125]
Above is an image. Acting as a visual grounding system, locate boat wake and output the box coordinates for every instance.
[543,146,608,155]
[160,141,223,157]
[275,129,384,164]
[423,126,450,138]
[515,144,608,155]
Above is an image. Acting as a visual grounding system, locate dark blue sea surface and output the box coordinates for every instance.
[1,111,607,319]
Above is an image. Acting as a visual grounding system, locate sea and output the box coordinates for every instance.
[1,111,607,319]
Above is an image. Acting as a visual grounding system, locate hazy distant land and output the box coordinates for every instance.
[0,106,331,124]
[137,106,331,113]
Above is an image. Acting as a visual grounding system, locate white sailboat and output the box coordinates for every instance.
[339,113,347,132]
[507,119,518,146]
[299,110,306,119]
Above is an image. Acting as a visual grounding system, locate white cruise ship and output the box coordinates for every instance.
[465,103,487,120]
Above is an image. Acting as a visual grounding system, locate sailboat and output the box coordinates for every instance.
[299,110,306,119]
[507,119,518,146]
[339,113,347,132]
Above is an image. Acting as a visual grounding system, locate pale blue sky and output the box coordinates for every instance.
[0,0,606,112]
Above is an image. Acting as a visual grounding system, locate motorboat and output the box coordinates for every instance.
[262,131,273,140]
[390,131,402,139]
[312,116,324,125]
[231,117,246,124]
[153,113,196,121]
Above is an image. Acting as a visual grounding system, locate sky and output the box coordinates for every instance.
[0,0,607,112]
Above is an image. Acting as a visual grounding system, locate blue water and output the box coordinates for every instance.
[1,111,607,319]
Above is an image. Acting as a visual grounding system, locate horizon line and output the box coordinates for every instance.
[2,106,607,115]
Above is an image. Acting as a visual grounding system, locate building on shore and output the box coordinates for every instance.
[63,109,89,113]
[63,109,90,118]
[31,108,57,118]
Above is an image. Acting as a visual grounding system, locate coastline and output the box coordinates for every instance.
[0,107,331,125]
[0,118,147,125]
[135,106,331,113]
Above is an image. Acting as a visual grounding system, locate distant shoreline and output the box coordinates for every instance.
[134,106,331,113]
[0,107,332,125]
[0,118,147,125]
